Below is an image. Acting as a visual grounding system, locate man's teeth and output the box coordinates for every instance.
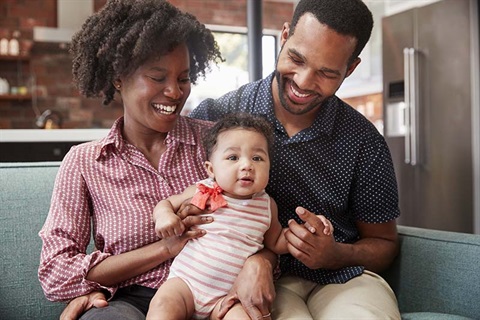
[291,84,310,98]
[153,104,177,114]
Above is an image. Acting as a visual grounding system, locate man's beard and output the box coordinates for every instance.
[274,69,322,116]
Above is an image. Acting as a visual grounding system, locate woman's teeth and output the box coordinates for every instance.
[291,84,310,98]
[153,104,177,115]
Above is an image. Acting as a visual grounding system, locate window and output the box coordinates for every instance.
[183,26,279,115]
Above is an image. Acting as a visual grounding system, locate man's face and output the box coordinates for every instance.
[273,13,360,116]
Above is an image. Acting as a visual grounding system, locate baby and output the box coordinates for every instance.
[146,113,333,320]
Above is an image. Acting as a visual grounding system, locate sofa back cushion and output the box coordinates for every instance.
[382,225,480,319]
[0,162,64,319]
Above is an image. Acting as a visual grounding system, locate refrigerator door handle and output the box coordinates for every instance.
[409,48,418,166]
[403,48,411,164]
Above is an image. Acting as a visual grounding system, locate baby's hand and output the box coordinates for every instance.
[302,214,333,235]
[295,207,333,235]
[155,213,185,239]
[316,214,333,235]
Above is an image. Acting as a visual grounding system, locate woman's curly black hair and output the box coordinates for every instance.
[70,0,223,105]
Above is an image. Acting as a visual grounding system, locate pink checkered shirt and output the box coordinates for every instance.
[38,116,212,301]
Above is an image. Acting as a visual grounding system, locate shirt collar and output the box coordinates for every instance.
[310,96,338,137]
[95,117,124,160]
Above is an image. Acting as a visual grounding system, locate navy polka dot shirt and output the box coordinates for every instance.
[190,73,400,284]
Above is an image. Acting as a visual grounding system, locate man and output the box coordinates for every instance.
[61,0,400,319]
[189,0,401,319]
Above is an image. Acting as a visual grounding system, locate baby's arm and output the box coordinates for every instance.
[263,200,334,255]
[153,184,197,239]
[263,198,289,254]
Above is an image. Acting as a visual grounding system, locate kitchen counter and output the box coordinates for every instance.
[0,129,109,142]
[0,129,109,162]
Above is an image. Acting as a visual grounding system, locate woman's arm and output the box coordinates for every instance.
[86,223,206,286]
[39,150,103,301]
[59,213,211,319]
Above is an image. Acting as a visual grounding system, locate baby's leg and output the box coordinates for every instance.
[146,277,194,320]
[210,298,251,320]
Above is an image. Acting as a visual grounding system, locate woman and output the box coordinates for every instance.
[38,0,222,319]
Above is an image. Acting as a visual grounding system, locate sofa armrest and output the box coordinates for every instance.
[381,225,480,319]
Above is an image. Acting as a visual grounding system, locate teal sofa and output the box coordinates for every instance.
[1,162,479,320]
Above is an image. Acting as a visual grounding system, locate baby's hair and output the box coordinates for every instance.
[203,113,274,160]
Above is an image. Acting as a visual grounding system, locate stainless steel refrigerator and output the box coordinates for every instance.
[382,0,480,233]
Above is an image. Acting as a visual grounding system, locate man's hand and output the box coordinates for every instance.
[60,291,108,320]
[285,207,339,270]
[286,207,399,272]
[216,249,276,319]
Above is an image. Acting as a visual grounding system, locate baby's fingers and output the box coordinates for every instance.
[316,215,333,235]
[173,223,186,237]
[156,226,176,239]
[303,221,317,234]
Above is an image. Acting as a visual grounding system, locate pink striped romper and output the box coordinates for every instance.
[167,179,272,319]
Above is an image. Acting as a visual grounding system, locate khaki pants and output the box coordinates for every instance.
[272,271,401,320]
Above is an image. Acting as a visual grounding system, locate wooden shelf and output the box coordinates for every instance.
[0,54,33,101]
[0,55,30,62]
[0,94,32,101]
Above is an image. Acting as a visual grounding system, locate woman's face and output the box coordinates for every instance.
[119,43,191,135]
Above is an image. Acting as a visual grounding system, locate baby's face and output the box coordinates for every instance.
[206,128,270,199]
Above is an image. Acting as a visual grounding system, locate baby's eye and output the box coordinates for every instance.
[252,156,263,162]
[227,155,238,161]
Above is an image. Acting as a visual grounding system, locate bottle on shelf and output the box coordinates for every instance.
[0,38,8,55]
[8,31,20,56]
[0,78,10,94]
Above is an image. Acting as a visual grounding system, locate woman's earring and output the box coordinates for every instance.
[115,84,121,90]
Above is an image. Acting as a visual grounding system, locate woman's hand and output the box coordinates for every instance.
[161,221,208,258]
[176,197,211,219]
[158,208,214,258]
[60,291,108,320]
[154,208,185,239]
[159,198,213,259]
